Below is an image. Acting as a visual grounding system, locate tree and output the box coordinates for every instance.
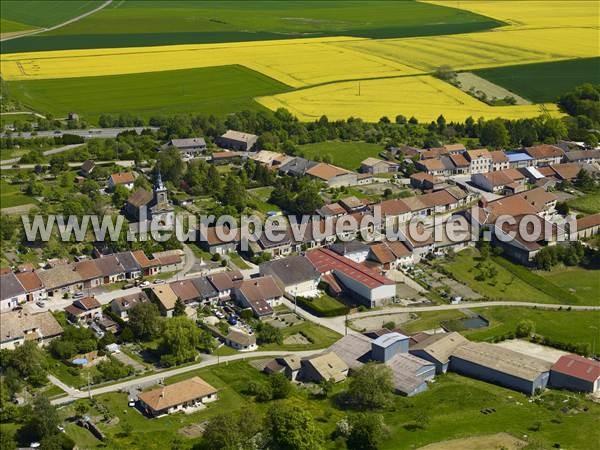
[156,147,184,184]
[270,373,292,400]
[201,409,262,450]
[173,298,186,317]
[111,184,129,208]
[128,302,161,341]
[26,394,60,442]
[347,413,386,450]
[516,319,536,338]
[256,322,283,345]
[320,378,335,398]
[346,363,394,410]
[480,119,509,149]
[159,316,202,366]
[556,201,570,215]
[265,402,323,450]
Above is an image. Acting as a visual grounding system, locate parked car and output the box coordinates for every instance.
[154,279,166,285]
[215,310,225,319]
[227,316,238,325]
[123,283,134,290]
[36,301,45,308]
[139,281,150,288]
[73,292,84,299]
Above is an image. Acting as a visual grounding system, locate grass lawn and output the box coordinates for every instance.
[567,192,600,214]
[297,293,349,317]
[227,252,251,270]
[537,266,599,305]
[439,249,556,303]
[261,321,342,352]
[247,186,280,214]
[0,180,37,209]
[297,140,385,171]
[474,57,600,103]
[6,65,292,123]
[2,1,502,53]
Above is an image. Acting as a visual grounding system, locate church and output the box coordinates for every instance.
[124,172,175,228]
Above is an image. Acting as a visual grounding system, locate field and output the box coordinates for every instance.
[474,58,600,103]
[297,141,384,170]
[0,1,103,30]
[537,266,600,305]
[0,0,502,53]
[0,180,37,209]
[567,192,600,215]
[5,65,291,121]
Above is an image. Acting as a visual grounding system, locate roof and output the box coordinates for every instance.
[507,152,534,162]
[418,158,446,172]
[15,271,44,293]
[109,172,135,185]
[138,377,218,412]
[74,260,103,280]
[519,187,557,211]
[132,250,161,268]
[94,255,124,277]
[37,265,81,290]
[305,163,350,181]
[149,285,178,311]
[476,168,526,187]
[329,240,370,256]
[237,276,283,302]
[411,332,468,364]
[76,296,101,310]
[170,137,206,148]
[339,196,365,210]
[212,151,244,159]
[279,157,317,176]
[525,144,564,159]
[207,271,240,292]
[444,143,466,152]
[220,129,257,142]
[317,202,346,217]
[361,157,386,167]
[576,213,600,231]
[260,255,319,287]
[226,329,256,346]
[490,150,509,163]
[81,159,95,171]
[375,198,411,217]
[386,353,433,394]
[410,172,444,184]
[127,189,153,208]
[158,254,182,265]
[373,332,408,348]
[452,342,553,381]
[564,149,600,162]
[305,248,394,289]
[170,280,201,303]
[483,194,539,223]
[466,148,491,160]
[449,153,470,168]
[278,356,302,371]
[0,311,63,343]
[549,163,586,180]
[116,252,141,272]
[1,272,25,300]
[304,352,348,382]
[111,292,148,313]
[200,226,240,246]
[551,354,600,382]
[190,277,219,300]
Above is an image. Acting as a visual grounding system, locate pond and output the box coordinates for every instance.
[442,314,489,331]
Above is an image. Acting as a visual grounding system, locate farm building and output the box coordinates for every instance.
[163,137,206,158]
[450,342,553,395]
[300,351,349,383]
[138,377,218,417]
[217,130,258,151]
[550,354,600,393]
[371,332,409,362]
[409,332,468,373]
[259,255,320,298]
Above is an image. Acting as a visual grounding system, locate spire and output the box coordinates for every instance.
[155,170,164,190]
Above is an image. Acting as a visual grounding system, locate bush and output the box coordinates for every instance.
[295,296,348,317]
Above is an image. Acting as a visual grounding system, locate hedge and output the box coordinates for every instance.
[295,296,349,317]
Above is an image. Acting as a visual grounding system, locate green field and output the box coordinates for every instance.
[567,192,600,214]
[5,65,292,122]
[298,140,385,170]
[0,18,34,34]
[538,266,600,305]
[474,57,600,103]
[0,180,36,209]
[0,1,103,29]
[1,0,503,53]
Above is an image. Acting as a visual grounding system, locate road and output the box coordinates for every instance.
[1,159,134,171]
[1,1,113,42]
[51,349,317,405]
[0,143,84,165]
[1,127,159,140]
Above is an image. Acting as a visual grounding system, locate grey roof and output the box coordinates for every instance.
[116,252,141,272]
[37,265,81,290]
[170,137,206,149]
[328,334,373,369]
[564,149,600,162]
[227,329,256,346]
[220,130,257,143]
[111,292,148,313]
[81,159,95,172]
[191,277,219,300]
[0,311,63,343]
[386,353,433,395]
[329,240,370,256]
[259,255,319,287]
[279,157,318,176]
[94,255,125,277]
[410,332,468,364]
[0,272,26,300]
[372,332,409,349]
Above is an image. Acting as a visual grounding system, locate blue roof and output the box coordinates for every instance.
[507,153,533,162]
[372,332,408,348]
[71,358,88,365]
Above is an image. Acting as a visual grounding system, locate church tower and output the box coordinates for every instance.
[153,171,168,205]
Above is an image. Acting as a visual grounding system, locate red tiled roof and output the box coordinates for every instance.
[306,163,350,181]
[110,172,135,185]
[449,153,469,168]
[576,213,600,231]
[552,354,600,382]
[526,144,564,159]
[132,250,160,268]
[15,271,44,292]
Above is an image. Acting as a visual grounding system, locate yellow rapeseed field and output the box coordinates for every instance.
[256,75,562,123]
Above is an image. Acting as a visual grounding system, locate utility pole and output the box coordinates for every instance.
[358,81,361,97]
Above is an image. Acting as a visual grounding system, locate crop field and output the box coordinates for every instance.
[258,75,560,122]
[5,65,291,121]
[0,1,597,123]
[0,1,103,30]
[0,0,502,53]
[474,58,600,103]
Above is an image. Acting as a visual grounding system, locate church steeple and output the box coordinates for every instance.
[155,170,165,191]
[153,170,168,205]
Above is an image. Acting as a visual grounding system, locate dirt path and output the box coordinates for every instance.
[1,0,113,42]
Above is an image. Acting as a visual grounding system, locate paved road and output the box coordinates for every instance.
[1,1,113,42]
[0,111,46,119]
[0,144,84,165]
[51,349,317,405]
[1,127,159,140]
[1,159,134,170]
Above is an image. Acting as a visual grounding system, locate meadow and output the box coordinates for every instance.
[0,180,37,209]
[0,1,103,31]
[1,0,502,53]
[5,65,291,120]
[474,57,600,103]
[297,141,385,170]
[567,192,600,215]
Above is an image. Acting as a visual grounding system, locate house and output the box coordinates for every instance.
[450,341,553,395]
[465,149,492,174]
[550,354,600,393]
[374,198,412,230]
[147,284,178,317]
[65,297,102,325]
[563,149,600,164]
[316,202,347,218]
[525,144,564,166]
[305,163,358,187]
[471,168,527,194]
[519,187,557,217]
[415,158,453,176]
[490,151,510,171]
[278,157,318,177]
[1,272,28,311]
[301,352,349,383]
[163,137,207,158]
[198,225,240,255]
[360,157,399,174]
[211,151,245,164]
[217,130,258,151]
[259,255,320,298]
[74,260,104,289]
[154,251,183,273]
[569,213,600,240]
[131,250,161,276]
[80,160,95,178]
[0,311,63,350]
[329,240,370,263]
[138,376,218,417]
[124,173,175,228]
[225,329,257,351]
[409,332,468,373]
[368,240,413,269]
[115,251,143,279]
[234,276,283,317]
[305,248,396,308]
[107,172,136,191]
[386,352,436,396]
[37,265,83,297]
[252,227,295,259]
[15,271,46,303]
[206,271,242,300]
[190,277,219,304]
[170,279,201,305]
[94,255,126,284]
[251,150,290,169]
[447,153,470,174]
[338,196,367,213]
[110,292,149,321]
[507,152,535,168]
[264,356,302,380]
[410,173,446,191]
